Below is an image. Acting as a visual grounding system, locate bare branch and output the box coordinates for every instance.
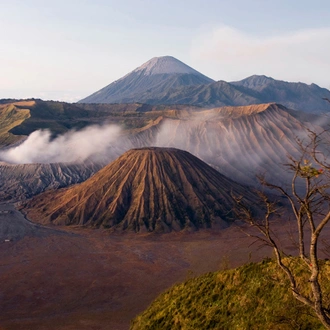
[234,128,330,328]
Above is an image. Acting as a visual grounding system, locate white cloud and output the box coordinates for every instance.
[190,26,330,88]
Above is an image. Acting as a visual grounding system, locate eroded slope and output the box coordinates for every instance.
[23,148,259,232]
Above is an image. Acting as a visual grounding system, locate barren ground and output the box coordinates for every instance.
[0,203,308,330]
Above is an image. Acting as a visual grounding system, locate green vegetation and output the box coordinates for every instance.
[233,129,330,328]
[131,258,330,330]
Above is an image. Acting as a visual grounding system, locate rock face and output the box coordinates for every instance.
[23,148,259,232]
[79,56,214,104]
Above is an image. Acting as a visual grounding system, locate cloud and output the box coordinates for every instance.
[0,124,122,164]
[190,26,330,88]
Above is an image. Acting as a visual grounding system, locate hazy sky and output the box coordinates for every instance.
[1,0,330,102]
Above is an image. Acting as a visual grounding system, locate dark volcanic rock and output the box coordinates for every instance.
[0,161,104,202]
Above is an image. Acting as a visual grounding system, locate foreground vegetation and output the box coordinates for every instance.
[131,258,330,330]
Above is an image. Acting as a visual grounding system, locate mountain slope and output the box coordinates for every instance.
[23,148,259,232]
[127,103,317,188]
[131,258,330,329]
[134,77,330,112]
[79,56,214,104]
[232,75,330,112]
[0,101,32,147]
[1,102,325,201]
[0,161,104,202]
[141,80,261,107]
[1,99,195,140]
[79,56,330,113]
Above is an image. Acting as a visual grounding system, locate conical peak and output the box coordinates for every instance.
[111,147,199,170]
[79,56,214,103]
[133,56,202,76]
[24,147,260,232]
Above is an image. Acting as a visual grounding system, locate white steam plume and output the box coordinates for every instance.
[0,124,122,164]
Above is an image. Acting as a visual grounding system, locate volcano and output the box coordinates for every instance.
[79,56,330,113]
[23,147,259,233]
[79,56,214,104]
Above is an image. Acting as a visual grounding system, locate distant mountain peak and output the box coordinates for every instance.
[232,75,275,87]
[132,56,204,76]
[79,56,213,104]
[79,57,330,113]
[247,74,273,80]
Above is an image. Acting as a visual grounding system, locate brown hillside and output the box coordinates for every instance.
[0,102,31,147]
[23,148,259,232]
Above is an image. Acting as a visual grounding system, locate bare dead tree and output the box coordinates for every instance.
[234,130,330,329]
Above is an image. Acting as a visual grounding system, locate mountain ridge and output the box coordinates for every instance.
[79,56,330,113]
[1,101,326,201]
[232,75,330,112]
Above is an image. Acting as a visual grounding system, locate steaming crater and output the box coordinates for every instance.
[0,103,322,202]
[0,124,122,164]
